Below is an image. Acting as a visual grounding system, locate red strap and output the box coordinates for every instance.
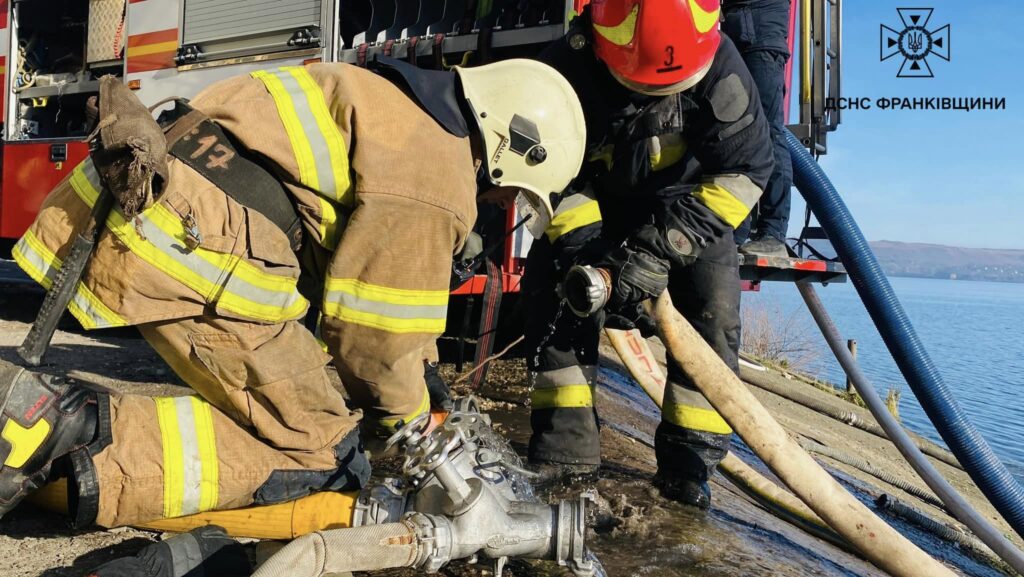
[383,39,396,57]
[432,33,445,69]
[356,43,369,67]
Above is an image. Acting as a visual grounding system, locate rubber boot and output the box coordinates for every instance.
[0,360,99,519]
[653,421,731,510]
[86,525,251,577]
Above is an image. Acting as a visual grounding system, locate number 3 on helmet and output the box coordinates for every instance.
[588,0,722,96]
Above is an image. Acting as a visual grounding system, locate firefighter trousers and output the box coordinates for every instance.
[525,234,739,475]
[87,316,368,527]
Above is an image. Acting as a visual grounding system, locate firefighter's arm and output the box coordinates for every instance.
[543,187,603,272]
[687,41,774,235]
[637,49,774,267]
[319,192,466,432]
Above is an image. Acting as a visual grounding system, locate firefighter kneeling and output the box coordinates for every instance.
[0,58,585,528]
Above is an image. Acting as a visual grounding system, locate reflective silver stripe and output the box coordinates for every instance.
[263,69,338,197]
[173,396,204,516]
[82,158,102,190]
[323,291,448,320]
[530,365,598,390]
[12,235,56,285]
[131,208,304,312]
[14,231,123,329]
[553,190,598,216]
[709,173,762,210]
[70,292,116,329]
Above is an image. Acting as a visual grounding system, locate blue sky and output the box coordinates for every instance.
[785,0,1024,249]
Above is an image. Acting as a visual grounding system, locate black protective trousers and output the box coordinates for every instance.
[524,221,740,474]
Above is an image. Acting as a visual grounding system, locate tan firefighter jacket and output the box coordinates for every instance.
[14,63,478,425]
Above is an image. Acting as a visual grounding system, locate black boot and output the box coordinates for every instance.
[653,421,731,510]
[0,361,99,519]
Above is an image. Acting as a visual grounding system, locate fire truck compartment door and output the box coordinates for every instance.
[181,0,323,60]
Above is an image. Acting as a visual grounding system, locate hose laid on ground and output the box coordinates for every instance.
[605,328,851,552]
[799,438,946,511]
[650,292,955,577]
[798,282,1024,574]
[718,452,852,552]
[876,495,1013,575]
[787,128,1024,541]
[251,521,420,577]
[741,367,961,468]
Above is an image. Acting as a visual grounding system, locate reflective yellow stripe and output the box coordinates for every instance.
[531,384,594,409]
[545,200,602,242]
[593,4,638,46]
[251,67,354,206]
[379,386,430,431]
[69,160,307,323]
[191,397,220,513]
[318,197,344,250]
[13,229,127,329]
[156,397,186,519]
[689,0,721,34]
[663,401,733,435]
[284,66,354,206]
[649,134,688,172]
[2,419,51,468]
[323,278,448,334]
[251,70,319,190]
[156,397,219,518]
[692,182,753,229]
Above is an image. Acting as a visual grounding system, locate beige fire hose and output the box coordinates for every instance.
[639,292,954,577]
[604,328,851,551]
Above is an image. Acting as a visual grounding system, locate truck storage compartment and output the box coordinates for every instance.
[176,0,325,65]
[8,0,125,140]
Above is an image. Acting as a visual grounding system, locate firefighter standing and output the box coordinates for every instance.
[0,58,586,527]
[724,0,795,257]
[525,0,774,508]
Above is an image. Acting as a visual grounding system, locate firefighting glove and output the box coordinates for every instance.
[601,302,658,338]
[631,220,705,269]
[596,245,670,310]
[85,525,251,577]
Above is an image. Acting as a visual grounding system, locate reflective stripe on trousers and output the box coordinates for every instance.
[529,365,598,409]
[322,278,448,334]
[67,159,308,323]
[662,379,733,435]
[155,396,219,518]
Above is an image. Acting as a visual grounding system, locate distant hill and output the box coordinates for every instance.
[868,241,1024,283]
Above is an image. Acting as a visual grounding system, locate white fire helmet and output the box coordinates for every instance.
[455,59,587,238]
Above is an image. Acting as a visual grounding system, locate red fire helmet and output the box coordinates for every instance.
[589,0,722,95]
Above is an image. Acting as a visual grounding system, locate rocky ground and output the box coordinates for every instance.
[0,283,1018,577]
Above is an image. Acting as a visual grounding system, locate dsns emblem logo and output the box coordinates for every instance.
[881,8,951,78]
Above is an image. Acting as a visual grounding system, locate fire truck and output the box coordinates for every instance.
[0,0,843,371]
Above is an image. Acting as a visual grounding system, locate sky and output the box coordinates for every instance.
[783,0,1024,249]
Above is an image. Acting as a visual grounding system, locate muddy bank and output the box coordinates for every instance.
[0,286,1017,576]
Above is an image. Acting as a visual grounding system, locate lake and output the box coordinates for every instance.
[742,276,1024,481]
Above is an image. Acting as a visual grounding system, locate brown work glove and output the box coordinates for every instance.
[89,75,168,219]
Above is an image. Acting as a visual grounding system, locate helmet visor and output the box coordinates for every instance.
[515,191,552,239]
